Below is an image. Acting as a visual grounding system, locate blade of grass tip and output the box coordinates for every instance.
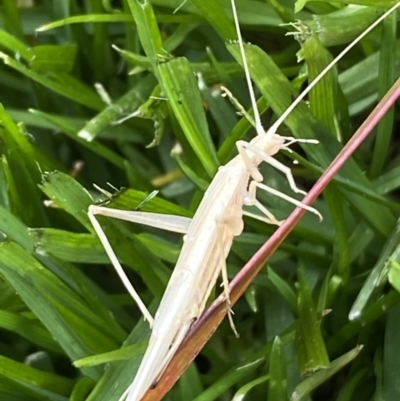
[267,337,287,401]
[70,377,96,401]
[349,217,400,321]
[78,75,157,142]
[327,291,400,357]
[232,376,269,401]
[370,7,397,178]
[295,269,330,375]
[74,342,148,368]
[39,171,94,231]
[291,345,363,401]
[191,358,266,401]
[126,0,164,71]
[142,72,400,401]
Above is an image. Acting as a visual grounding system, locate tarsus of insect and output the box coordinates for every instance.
[87,1,400,401]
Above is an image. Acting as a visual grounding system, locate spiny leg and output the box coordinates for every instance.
[280,136,319,148]
[216,220,241,338]
[247,181,323,221]
[88,205,154,327]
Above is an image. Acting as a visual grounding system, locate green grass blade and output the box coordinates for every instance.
[158,57,219,176]
[296,268,330,375]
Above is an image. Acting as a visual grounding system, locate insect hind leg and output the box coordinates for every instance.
[216,219,241,338]
[88,205,154,327]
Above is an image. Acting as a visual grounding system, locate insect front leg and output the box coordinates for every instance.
[238,140,307,195]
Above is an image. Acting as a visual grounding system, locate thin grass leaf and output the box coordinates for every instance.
[0,29,33,61]
[39,171,94,231]
[158,57,219,176]
[324,184,350,283]
[85,312,153,401]
[31,44,77,73]
[0,354,73,396]
[74,342,148,368]
[267,337,287,401]
[0,52,104,110]
[302,34,337,137]
[383,304,400,400]
[296,269,330,375]
[192,358,265,401]
[191,0,236,39]
[30,229,106,263]
[291,345,363,401]
[0,310,62,353]
[349,217,400,320]
[30,110,127,169]
[0,242,114,380]
[370,7,397,177]
[126,0,164,70]
[0,106,46,226]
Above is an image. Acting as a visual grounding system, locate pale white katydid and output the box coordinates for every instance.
[87,2,400,400]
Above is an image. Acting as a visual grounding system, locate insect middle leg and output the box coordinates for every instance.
[237,140,308,195]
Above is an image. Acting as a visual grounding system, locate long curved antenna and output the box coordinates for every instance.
[230,0,263,136]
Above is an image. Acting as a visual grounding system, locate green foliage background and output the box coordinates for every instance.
[0,1,400,400]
